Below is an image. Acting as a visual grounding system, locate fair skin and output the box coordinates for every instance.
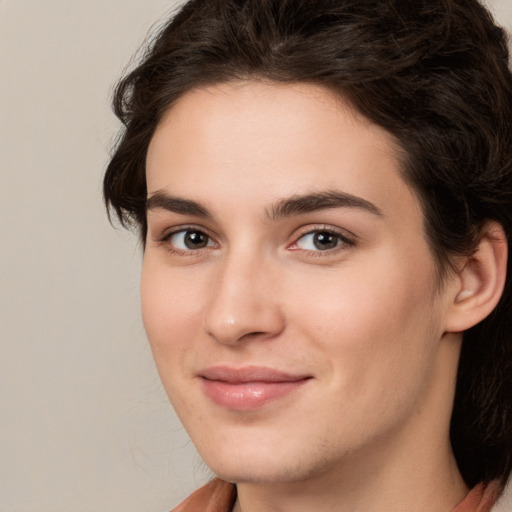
[142,81,506,512]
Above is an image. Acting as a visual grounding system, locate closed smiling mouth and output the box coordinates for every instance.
[198,366,312,410]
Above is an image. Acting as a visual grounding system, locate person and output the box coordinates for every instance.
[103,1,512,510]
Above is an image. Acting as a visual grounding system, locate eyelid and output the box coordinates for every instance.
[157,225,219,255]
[288,225,356,253]
[151,222,356,257]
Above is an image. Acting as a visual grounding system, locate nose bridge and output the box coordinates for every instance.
[204,247,283,345]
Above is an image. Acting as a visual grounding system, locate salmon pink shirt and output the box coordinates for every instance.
[171,478,502,512]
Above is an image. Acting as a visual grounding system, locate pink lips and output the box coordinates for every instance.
[200,366,311,410]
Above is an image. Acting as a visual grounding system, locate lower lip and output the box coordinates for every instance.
[201,379,309,410]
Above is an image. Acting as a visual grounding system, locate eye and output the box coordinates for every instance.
[294,230,350,251]
[167,229,216,251]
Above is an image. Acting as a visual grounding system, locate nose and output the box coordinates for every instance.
[203,253,285,345]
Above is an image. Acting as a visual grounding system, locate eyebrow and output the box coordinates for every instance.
[146,189,382,220]
[146,191,212,218]
[268,190,383,220]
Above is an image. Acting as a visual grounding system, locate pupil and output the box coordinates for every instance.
[185,231,207,249]
[314,232,337,250]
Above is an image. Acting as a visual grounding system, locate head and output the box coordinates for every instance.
[104,0,512,488]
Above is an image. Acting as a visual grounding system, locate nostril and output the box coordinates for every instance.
[239,331,268,342]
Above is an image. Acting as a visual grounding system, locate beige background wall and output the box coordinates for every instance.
[1,1,511,511]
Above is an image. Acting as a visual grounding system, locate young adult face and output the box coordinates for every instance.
[142,81,464,487]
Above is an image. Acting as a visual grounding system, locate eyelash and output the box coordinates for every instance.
[289,226,355,255]
[157,225,355,257]
[159,226,218,256]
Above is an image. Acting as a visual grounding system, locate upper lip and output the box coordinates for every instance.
[199,365,311,383]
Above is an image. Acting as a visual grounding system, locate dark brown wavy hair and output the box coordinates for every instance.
[104,0,512,487]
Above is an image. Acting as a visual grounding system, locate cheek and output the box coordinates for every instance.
[140,257,206,366]
[287,250,440,391]
[140,257,215,424]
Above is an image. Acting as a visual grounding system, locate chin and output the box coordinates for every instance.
[197,439,338,486]
[209,461,308,485]
[199,445,280,483]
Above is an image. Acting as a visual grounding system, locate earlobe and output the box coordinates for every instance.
[445,222,508,333]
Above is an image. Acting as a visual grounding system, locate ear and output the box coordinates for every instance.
[444,221,508,333]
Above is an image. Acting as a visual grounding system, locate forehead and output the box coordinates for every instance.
[146,80,420,224]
